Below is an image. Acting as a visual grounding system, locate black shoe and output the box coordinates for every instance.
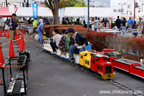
[70,58,75,64]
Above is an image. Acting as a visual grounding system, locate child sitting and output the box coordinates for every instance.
[58,29,70,57]
[50,29,62,53]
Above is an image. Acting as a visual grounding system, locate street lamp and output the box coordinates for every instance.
[87,0,90,32]
[118,2,126,15]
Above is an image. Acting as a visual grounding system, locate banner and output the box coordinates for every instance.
[32,2,38,19]
[59,8,65,24]
[83,8,88,25]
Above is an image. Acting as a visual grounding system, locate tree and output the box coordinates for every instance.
[45,0,87,24]
[45,0,60,24]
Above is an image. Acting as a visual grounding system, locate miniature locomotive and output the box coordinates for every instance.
[79,51,116,80]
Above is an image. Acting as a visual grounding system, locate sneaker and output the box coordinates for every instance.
[70,58,75,64]
[51,51,56,54]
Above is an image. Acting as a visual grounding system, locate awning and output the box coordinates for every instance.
[16,7,53,17]
[0,7,18,17]
[64,7,113,17]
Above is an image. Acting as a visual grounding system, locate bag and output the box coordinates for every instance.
[5,19,12,30]
[35,34,39,40]
[64,35,70,50]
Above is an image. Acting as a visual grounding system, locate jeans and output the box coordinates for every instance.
[37,31,43,43]
[69,45,85,58]
[122,26,126,34]
[50,42,58,52]
[94,28,97,32]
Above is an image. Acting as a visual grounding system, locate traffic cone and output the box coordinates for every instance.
[7,30,10,38]
[4,29,6,37]
[16,35,20,45]
[19,35,25,51]
[23,27,25,34]
[0,30,2,37]
[9,39,15,57]
[0,45,4,68]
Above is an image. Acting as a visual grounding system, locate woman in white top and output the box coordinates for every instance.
[50,29,62,52]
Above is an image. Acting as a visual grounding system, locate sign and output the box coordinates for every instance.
[32,2,38,19]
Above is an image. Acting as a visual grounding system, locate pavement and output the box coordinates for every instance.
[0,36,144,96]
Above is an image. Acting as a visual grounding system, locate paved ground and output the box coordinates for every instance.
[0,36,144,96]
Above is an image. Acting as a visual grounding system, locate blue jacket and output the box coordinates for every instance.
[37,23,44,32]
[128,19,133,25]
[7,19,18,30]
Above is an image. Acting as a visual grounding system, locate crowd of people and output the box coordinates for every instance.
[50,28,88,63]
[115,16,144,37]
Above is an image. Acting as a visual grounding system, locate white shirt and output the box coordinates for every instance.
[53,34,62,46]
[39,19,43,24]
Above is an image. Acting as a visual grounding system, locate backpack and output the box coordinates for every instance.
[64,35,70,50]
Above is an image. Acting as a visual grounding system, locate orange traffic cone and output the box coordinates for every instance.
[0,45,4,68]
[23,27,25,34]
[4,29,6,37]
[16,35,20,45]
[0,30,2,37]
[9,39,15,57]
[19,35,25,51]
[7,30,10,38]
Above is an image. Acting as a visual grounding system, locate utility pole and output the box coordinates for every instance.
[5,0,7,7]
[87,0,90,32]
[134,0,136,19]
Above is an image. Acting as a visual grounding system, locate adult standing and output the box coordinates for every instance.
[0,17,4,33]
[36,22,46,43]
[132,18,136,28]
[137,18,142,34]
[90,17,100,32]
[39,17,43,25]
[128,17,133,30]
[7,13,18,40]
[115,16,121,30]
[121,18,127,35]
[33,18,38,33]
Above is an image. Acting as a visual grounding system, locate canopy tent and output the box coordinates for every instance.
[90,8,112,17]
[16,7,53,17]
[0,7,18,17]
[63,7,113,17]
[64,7,85,17]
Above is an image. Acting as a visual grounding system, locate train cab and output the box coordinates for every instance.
[91,54,116,79]
[79,51,95,69]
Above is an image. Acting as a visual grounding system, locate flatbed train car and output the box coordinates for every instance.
[101,49,144,79]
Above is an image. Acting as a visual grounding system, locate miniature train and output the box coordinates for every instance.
[43,39,144,79]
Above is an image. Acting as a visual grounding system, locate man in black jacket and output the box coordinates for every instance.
[67,28,88,62]
[115,16,121,30]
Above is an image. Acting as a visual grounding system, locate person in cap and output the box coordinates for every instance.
[132,32,138,38]
[68,28,88,63]
[7,13,18,40]
[58,29,70,57]
[36,22,46,43]
[50,29,62,53]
